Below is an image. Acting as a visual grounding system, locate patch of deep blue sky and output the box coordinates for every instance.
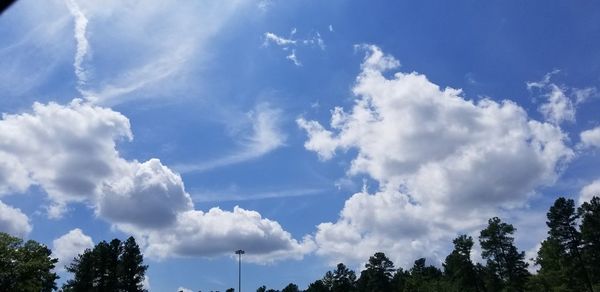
[1,0,600,291]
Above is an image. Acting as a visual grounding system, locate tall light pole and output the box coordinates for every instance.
[235,249,245,292]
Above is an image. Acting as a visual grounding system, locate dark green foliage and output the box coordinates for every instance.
[443,235,481,291]
[305,280,329,292]
[479,217,530,291]
[390,268,409,291]
[323,263,356,292]
[281,283,299,292]
[580,196,600,285]
[356,252,395,292]
[404,258,443,291]
[0,232,59,292]
[226,288,235,292]
[256,285,266,292]
[63,236,147,292]
[546,197,594,292]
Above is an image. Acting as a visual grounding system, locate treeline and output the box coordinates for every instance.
[0,233,147,292]
[1,195,598,291]
[257,196,600,292]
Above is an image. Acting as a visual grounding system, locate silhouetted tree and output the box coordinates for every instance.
[63,236,147,291]
[256,285,266,292]
[0,232,58,292]
[443,234,481,291]
[405,258,443,291]
[281,283,299,292]
[306,279,329,292]
[580,196,600,287]
[226,288,235,292]
[479,217,529,291]
[357,252,395,292]
[119,237,148,291]
[391,268,409,291]
[323,263,356,292]
[547,197,593,292]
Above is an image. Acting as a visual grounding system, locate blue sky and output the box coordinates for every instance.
[1,0,600,291]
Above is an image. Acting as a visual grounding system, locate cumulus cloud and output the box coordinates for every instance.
[0,99,132,210]
[580,179,600,205]
[175,103,286,173]
[0,99,307,262]
[299,45,573,267]
[580,126,600,148]
[0,200,32,237]
[97,159,193,229]
[52,228,94,270]
[135,206,315,263]
[527,70,577,125]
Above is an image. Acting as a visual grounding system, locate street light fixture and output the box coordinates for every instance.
[235,249,245,292]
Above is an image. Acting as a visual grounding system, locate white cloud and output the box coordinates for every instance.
[573,87,598,104]
[64,0,90,89]
[580,126,600,148]
[63,0,252,105]
[0,99,307,262]
[263,29,326,65]
[137,206,315,263]
[527,70,576,124]
[286,49,301,66]
[0,200,32,237]
[0,99,132,209]
[52,228,94,270]
[175,103,286,173]
[97,159,193,229]
[299,45,573,267]
[580,179,600,205]
[264,32,297,46]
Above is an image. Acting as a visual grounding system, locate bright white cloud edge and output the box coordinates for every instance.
[299,44,574,268]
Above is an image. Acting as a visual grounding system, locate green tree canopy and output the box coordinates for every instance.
[479,217,530,291]
[0,232,59,292]
[63,236,147,292]
[443,234,481,291]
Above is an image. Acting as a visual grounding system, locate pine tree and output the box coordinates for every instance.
[119,236,148,292]
[547,197,594,292]
[357,252,395,292]
[443,235,481,291]
[579,196,600,287]
[479,217,530,291]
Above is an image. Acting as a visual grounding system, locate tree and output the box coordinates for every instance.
[119,237,148,291]
[356,252,394,292]
[390,268,409,291]
[226,288,235,292]
[580,196,600,286]
[323,263,356,292]
[479,217,529,291]
[405,258,443,292]
[546,197,594,292]
[256,286,267,292]
[443,235,481,291]
[0,232,59,292]
[306,280,329,292]
[281,283,299,292]
[530,238,572,291]
[63,236,147,292]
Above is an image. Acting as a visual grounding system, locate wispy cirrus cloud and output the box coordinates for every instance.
[262,28,326,66]
[175,103,286,174]
[64,0,90,90]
